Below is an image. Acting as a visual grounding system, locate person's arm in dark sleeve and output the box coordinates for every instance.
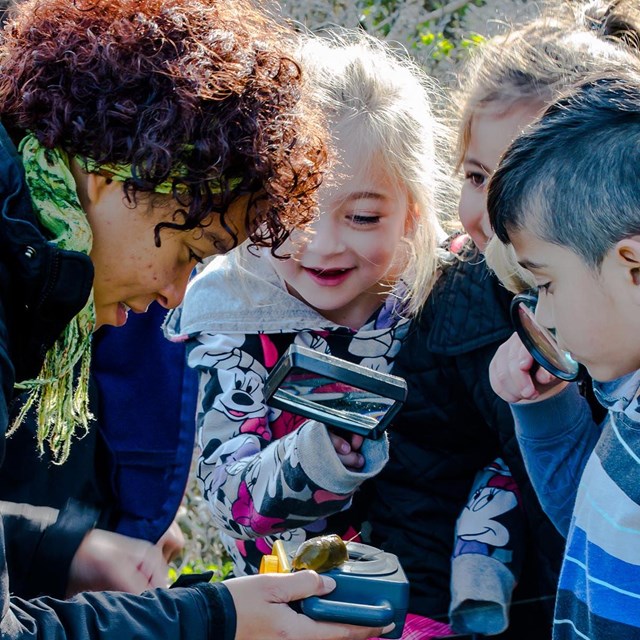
[3,580,235,640]
[2,499,97,599]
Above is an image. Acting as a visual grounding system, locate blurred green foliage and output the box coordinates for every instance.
[273,0,519,80]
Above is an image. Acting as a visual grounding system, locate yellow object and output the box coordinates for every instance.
[259,554,281,574]
[272,540,291,572]
[259,539,293,574]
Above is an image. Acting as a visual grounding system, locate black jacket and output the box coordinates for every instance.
[0,123,236,639]
[0,301,198,600]
[368,251,564,639]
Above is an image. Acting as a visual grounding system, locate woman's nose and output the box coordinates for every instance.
[156,267,192,309]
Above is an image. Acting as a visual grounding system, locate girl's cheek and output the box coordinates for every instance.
[458,201,482,235]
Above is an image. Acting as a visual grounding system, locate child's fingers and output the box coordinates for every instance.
[534,366,557,385]
[490,333,539,403]
[327,430,364,469]
[492,365,538,402]
[337,451,364,470]
[516,346,535,372]
[490,332,570,403]
[511,333,568,395]
[350,434,364,452]
[328,430,351,455]
[532,366,570,400]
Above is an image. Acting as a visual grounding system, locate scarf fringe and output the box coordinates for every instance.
[12,315,93,464]
[12,133,95,464]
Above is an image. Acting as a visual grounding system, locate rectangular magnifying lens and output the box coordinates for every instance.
[264,345,407,439]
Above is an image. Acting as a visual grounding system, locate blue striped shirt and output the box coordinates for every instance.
[512,378,640,639]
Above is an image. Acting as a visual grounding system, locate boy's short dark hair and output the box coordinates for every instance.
[488,72,640,269]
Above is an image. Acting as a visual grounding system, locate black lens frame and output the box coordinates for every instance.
[509,290,582,381]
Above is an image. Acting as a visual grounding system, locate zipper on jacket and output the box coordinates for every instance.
[36,249,60,311]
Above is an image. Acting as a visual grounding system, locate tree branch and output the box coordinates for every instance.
[423,0,472,22]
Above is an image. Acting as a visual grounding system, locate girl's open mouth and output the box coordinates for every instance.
[303,267,353,286]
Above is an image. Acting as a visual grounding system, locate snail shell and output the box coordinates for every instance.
[291,534,349,572]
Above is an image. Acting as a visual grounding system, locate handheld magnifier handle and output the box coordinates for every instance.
[301,596,395,627]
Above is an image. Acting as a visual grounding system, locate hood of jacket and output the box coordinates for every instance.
[165,241,343,339]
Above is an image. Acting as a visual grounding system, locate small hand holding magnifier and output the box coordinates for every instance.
[510,290,582,381]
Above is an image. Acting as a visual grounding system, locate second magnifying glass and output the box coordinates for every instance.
[510,290,582,381]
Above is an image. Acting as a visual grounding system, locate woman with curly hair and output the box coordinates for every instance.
[0,0,390,639]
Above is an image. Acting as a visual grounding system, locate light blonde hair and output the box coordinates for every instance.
[483,236,535,294]
[297,31,454,316]
[455,1,640,171]
[452,0,640,283]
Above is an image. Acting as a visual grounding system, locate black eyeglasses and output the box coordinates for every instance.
[509,289,582,381]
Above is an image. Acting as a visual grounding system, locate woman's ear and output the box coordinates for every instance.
[70,159,115,212]
[85,173,114,207]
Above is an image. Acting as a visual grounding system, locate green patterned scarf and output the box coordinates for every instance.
[13,137,235,463]
[12,134,95,464]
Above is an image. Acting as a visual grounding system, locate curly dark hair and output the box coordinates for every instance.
[0,0,326,249]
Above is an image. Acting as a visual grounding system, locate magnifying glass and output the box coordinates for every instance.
[264,344,407,439]
[509,290,581,381]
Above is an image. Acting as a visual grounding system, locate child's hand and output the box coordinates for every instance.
[328,429,364,471]
[67,529,169,596]
[224,570,394,640]
[489,332,568,403]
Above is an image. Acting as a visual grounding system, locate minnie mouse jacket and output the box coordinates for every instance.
[165,241,408,575]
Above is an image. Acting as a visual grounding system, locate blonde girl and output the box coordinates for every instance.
[165,29,452,639]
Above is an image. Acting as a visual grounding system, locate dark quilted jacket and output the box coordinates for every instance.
[367,250,564,639]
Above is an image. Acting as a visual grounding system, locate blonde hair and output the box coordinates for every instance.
[297,31,453,316]
[452,0,640,281]
[484,235,535,294]
[455,2,640,171]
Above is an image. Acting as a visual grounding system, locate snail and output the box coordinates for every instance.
[291,533,349,572]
